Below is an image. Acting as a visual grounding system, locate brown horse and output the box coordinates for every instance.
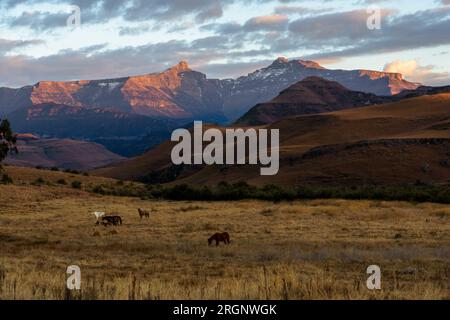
[102,215,122,226]
[138,208,150,219]
[208,232,231,246]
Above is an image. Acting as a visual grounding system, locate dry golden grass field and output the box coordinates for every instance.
[0,167,449,300]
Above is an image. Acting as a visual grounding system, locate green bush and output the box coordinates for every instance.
[78,177,450,204]
[144,183,450,204]
[0,174,13,185]
[32,177,45,185]
[92,185,107,195]
[57,179,67,185]
[64,169,80,175]
[71,181,82,189]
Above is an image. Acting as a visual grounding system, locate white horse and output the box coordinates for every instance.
[92,211,105,222]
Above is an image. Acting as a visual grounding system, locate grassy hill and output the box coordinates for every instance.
[93,93,450,186]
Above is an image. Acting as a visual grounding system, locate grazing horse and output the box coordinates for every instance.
[208,232,231,246]
[138,208,150,219]
[102,215,122,226]
[92,211,105,225]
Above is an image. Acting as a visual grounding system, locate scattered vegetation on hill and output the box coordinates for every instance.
[71,181,82,189]
[0,173,13,184]
[88,180,450,204]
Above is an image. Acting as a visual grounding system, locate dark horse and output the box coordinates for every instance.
[102,215,122,226]
[208,232,231,246]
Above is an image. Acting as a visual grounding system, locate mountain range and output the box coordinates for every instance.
[0,58,419,123]
[3,57,449,178]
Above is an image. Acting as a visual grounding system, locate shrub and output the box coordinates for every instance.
[71,181,82,189]
[32,177,45,185]
[0,174,13,185]
[64,169,80,175]
[92,185,106,195]
[57,179,67,185]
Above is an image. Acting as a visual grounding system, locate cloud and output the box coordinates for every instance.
[3,0,229,31]
[274,5,333,16]
[384,60,450,86]
[0,37,275,87]
[289,9,395,44]
[244,14,289,31]
[0,38,45,55]
[118,25,152,36]
[292,8,450,62]
[9,10,69,31]
[1,1,450,87]
[383,60,418,77]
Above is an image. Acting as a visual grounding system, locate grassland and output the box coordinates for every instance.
[0,167,449,300]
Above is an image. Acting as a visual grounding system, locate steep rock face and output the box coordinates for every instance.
[23,62,225,120]
[121,62,224,119]
[0,58,420,122]
[236,77,389,125]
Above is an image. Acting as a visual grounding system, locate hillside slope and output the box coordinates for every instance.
[93,94,450,186]
[7,103,181,156]
[236,77,389,125]
[6,136,125,170]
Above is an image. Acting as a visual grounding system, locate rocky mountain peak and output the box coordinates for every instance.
[268,57,325,70]
[167,60,191,72]
[273,56,290,64]
[295,60,325,69]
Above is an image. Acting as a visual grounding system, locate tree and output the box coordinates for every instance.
[0,119,17,166]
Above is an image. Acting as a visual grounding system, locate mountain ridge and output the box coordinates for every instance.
[0,58,421,122]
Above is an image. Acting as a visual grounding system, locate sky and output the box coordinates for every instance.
[1,0,450,87]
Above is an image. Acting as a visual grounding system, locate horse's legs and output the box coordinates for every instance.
[216,240,219,246]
